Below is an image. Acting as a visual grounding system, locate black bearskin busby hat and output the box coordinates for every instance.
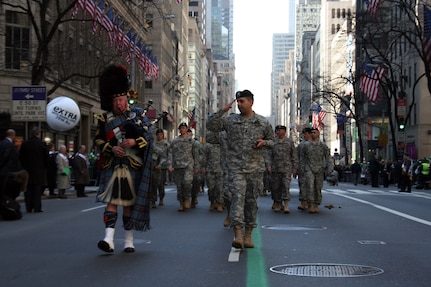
[99,64,130,111]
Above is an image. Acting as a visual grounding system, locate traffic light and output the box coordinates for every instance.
[398,117,405,131]
[128,88,138,105]
[308,113,312,125]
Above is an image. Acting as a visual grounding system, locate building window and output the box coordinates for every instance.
[5,11,30,70]
[145,80,153,89]
[189,1,199,6]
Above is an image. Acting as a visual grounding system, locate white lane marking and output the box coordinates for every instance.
[81,205,106,212]
[333,193,431,227]
[228,247,241,262]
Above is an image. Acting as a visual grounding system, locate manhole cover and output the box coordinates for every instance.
[261,224,327,231]
[270,263,384,277]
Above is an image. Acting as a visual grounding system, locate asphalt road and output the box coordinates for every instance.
[1,180,430,287]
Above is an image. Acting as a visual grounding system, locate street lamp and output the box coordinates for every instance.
[145,14,175,29]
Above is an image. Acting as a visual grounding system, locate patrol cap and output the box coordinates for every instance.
[302,127,312,133]
[156,128,164,134]
[275,125,287,132]
[178,122,188,129]
[235,90,254,100]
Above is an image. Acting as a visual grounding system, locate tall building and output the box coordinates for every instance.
[271,33,295,123]
[295,0,321,63]
[206,0,235,113]
[207,0,233,60]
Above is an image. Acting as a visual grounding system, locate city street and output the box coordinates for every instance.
[1,179,430,287]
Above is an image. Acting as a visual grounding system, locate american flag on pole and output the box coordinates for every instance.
[312,104,326,130]
[364,0,381,17]
[360,56,386,104]
[423,5,431,68]
[188,107,196,129]
[176,0,183,3]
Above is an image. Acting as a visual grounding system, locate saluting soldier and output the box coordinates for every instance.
[207,90,274,249]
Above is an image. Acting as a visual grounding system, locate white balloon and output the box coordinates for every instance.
[46,96,81,132]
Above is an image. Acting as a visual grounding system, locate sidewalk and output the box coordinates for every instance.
[16,185,99,203]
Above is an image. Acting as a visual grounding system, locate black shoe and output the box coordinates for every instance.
[124,247,135,253]
[98,240,114,253]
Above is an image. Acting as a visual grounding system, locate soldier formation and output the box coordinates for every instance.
[148,89,333,250]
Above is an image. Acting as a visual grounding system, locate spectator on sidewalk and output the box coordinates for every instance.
[73,145,90,197]
[56,145,71,199]
[19,127,48,213]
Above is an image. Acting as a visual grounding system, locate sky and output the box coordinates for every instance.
[233,0,292,117]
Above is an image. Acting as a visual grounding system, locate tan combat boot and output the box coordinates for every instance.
[283,200,290,214]
[223,202,231,227]
[309,203,319,213]
[244,227,254,248]
[298,201,308,211]
[217,203,223,212]
[178,201,185,212]
[184,198,191,209]
[209,200,216,211]
[232,225,244,249]
[274,201,282,212]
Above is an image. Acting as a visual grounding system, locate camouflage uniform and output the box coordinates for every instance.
[297,139,309,203]
[154,138,169,203]
[151,143,166,206]
[220,130,232,204]
[202,138,223,207]
[191,139,203,204]
[262,149,271,196]
[303,140,333,206]
[206,109,274,228]
[268,136,298,204]
[168,136,200,203]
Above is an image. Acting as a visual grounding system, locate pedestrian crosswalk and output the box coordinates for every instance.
[324,187,431,199]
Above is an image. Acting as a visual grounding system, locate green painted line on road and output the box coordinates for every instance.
[247,218,269,287]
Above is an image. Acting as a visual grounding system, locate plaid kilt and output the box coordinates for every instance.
[97,153,152,231]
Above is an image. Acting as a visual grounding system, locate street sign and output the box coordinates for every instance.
[11,86,47,121]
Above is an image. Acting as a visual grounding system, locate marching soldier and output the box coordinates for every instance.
[302,127,333,213]
[207,90,274,249]
[168,123,200,211]
[267,125,298,213]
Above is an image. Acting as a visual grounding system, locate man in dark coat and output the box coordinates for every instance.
[0,129,22,196]
[19,127,48,213]
[368,153,380,188]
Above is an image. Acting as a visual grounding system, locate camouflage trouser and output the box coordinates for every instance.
[263,171,271,191]
[271,172,292,202]
[206,171,223,204]
[151,166,162,202]
[173,167,193,201]
[303,170,324,205]
[228,172,262,228]
[157,168,167,200]
[297,173,306,202]
[192,173,201,198]
[223,172,232,205]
